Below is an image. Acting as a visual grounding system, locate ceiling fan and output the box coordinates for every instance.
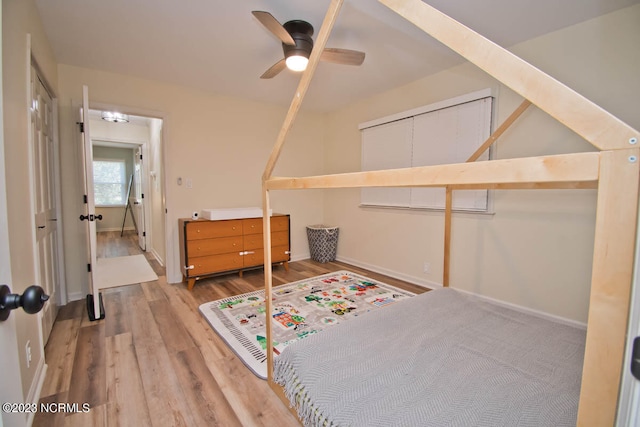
[252,11,366,79]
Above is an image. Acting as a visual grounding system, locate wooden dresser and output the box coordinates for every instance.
[178,214,290,290]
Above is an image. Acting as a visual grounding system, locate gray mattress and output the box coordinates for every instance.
[273,287,586,427]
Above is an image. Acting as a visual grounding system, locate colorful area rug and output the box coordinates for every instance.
[199,270,415,379]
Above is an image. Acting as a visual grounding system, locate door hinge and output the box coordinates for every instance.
[87,263,92,273]
[139,154,143,160]
[83,194,88,204]
[141,193,144,199]
[77,122,84,133]
[143,232,146,237]
[632,336,640,381]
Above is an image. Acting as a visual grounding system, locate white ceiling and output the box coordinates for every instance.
[35,0,640,112]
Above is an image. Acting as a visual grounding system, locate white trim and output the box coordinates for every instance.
[336,256,586,328]
[335,255,439,289]
[67,291,85,302]
[358,88,493,130]
[149,247,165,267]
[87,101,171,282]
[452,287,587,329]
[52,98,67,305]
[25,360,47,427]
[96,227,135,233]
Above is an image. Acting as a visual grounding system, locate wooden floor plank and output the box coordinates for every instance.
[171,347,243,427]
[105,333,152,427]
[149,298,196,354]
[66,323,106,407]
[127,284,196,427]
[35,231,427,426]
[103,292,129,337]
[40,316,82,397]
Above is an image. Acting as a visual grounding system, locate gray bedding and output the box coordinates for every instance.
[273,288,585,427]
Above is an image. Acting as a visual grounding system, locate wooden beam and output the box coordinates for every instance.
[451,181,598,190]
[444,100,533,285]
[262,185,275,383]
[443,188,452,287]
[467,100,531,162]
[262,0,344,180]
[379,0,639,151]
[577,148,639,426]
[266,152,600,190]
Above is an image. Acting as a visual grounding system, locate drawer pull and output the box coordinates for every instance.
[239,251,256,256]
[285,251,291,254]
[185,265,194,270]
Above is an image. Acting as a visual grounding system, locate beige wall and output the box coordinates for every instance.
[2,0,59,407]
[323,4,640,323]
[57,65,326,295]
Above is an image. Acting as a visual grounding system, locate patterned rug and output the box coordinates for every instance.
[199,270,415,379]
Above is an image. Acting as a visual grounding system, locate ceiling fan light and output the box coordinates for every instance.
[101,111,129,123]
[285,55,309,72]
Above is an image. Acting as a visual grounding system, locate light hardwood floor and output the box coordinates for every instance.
[34,233,426,426]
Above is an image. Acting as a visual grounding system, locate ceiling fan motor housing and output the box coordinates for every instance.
[282,20,314,60]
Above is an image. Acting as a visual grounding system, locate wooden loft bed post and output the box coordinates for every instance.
[261,0,345,396]
[443,100,532,286]
[579,148,639,425]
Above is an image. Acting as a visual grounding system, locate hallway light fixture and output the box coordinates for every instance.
[101,111,129,123]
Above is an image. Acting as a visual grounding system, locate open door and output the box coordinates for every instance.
[133,146,146,250]
[0,20,28,427]
[79,85,103,321]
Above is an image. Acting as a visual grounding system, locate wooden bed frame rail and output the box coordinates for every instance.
[261,0,640,425]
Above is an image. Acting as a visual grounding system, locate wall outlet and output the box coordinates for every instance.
[25,340,32,368]
[423,262,431,273]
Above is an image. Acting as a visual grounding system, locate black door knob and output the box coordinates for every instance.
[0,285,50,321]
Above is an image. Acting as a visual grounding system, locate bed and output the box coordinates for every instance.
[274,288,585,426]
[259,0,640,425]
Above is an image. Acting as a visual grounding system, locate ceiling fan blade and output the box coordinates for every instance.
[260,59,287,79]
[252,11,295,46]
[321,48,366,66]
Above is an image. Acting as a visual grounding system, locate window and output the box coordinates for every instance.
[93,159,127,206]
[360,89,493,212]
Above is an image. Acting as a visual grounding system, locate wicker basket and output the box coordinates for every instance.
[306,225,339,263]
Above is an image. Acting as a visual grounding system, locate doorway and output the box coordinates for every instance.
[88,109,166,279]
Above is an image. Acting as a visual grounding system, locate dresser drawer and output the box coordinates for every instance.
[186,220,242,240]
[187,236,242,257]
[243,234,263,250]
[243,230,289,250]
[243,218,262,235]
[272,245,291,263]
[242,248,264,268]
[242,247,289,266]
[243,216,289,235]
[271,216,289,232]
[188,253,243,276]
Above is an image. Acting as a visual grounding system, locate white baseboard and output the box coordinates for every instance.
[97,227,135,233]
[335,255,440,290]
[67,291,85,302]
[290,252,310,262]
[149,248,165,267]
[26,360,47,426]
[453,287,587,329]
[336,255,585,328]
